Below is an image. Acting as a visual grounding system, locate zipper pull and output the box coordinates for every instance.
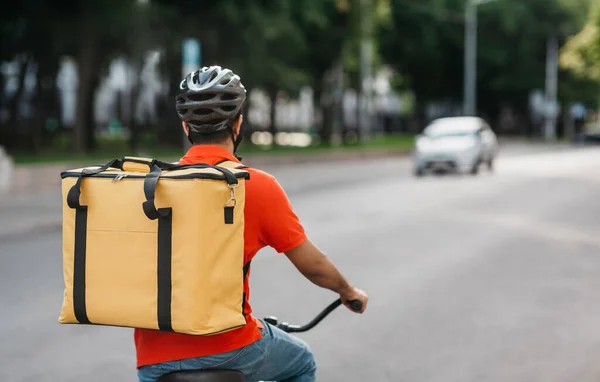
[112,173,127,183]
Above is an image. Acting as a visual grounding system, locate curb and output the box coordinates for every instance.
[10,148,411,193]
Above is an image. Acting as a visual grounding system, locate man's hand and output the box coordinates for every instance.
[340,286,368,314]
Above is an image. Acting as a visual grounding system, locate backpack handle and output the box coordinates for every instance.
[67,158,122,209]
[120,157,181,173]
[141,163,239,220]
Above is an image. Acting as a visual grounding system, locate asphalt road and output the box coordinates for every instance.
[1,144,600,381]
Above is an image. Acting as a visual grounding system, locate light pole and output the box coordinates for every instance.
[544,36,559,141]
[357,0,373,143]
[463,0,499,116]
[181,38,201,151]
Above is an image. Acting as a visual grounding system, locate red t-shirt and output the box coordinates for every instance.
[134,145,307,368]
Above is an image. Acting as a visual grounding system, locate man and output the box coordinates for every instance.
[135,66,368,382]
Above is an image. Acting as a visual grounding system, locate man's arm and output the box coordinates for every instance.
[285,239,368,313]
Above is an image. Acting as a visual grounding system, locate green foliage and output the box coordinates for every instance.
[379,0,597,115]
[6,0,599,154]
[560,1,600,81]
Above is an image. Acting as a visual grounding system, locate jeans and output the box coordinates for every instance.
[138,319,317,382]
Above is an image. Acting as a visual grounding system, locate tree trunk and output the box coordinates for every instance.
[321,105,334,147]
[314,82,331,147]
[268,87,278,144]
[157,44,183,147]
[128,85,140,152]
[31,71,45,152]
[241,97,253,145]
[0,72,6,144]
[330,59,345,146]
[74,24,96,153]
[84,72,99,151]
[355,76,363,143]
[6,55,30,133]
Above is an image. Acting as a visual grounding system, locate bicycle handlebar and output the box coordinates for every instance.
[264,298,363,333]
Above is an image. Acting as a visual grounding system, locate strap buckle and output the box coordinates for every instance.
[225,184,238,208]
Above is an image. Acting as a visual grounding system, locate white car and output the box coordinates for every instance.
[412,116,498,176]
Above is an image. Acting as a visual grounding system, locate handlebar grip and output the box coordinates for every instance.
[348,300,363,312]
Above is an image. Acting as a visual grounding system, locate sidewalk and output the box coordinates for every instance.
[0,188,63,241]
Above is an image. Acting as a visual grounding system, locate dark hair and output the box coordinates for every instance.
[187,111,242,145]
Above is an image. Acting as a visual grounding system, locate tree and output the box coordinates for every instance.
[560,1,600,82]
[378,0,592,131]
[0,0,148,152]
[0,0,79,149]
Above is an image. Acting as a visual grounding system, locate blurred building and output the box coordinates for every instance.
[1,55,408,141]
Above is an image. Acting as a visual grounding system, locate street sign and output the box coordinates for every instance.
[181,38,201,150]
[570,102,586,120]
[182,38,201,77]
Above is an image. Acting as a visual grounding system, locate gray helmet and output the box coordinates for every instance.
[175,66,247,133]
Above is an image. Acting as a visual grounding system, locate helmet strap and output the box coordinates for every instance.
[233,131,243,160]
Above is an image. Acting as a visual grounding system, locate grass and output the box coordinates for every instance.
[10,133,415,165]
[12,147,184,165]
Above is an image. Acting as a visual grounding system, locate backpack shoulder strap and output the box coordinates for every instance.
[216,160,248,170]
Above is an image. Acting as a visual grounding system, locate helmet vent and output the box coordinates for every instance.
[193,108,214,116]
[187,93,217,102]
[221,93,238,101]
[179,79,188,90]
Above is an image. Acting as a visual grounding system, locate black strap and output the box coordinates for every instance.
[214,165,238,185]
[119,163,174,331]
[68,158,122,325]
[73,207,90,324]
[142,163,239,220]
[142,164,172,220]
[118,157,181,172]
[243,261,251,280]
[169,161,240,184]
[153,160,240,184]
[224,206,234,224]
[215,159,249,170]
[156,207,173,332]
[241,261,251,317]
[151,159,182,171]
[67,159,121,209]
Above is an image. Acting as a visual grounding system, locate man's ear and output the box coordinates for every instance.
[233,115,243,137]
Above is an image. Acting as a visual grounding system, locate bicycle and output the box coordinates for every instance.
[158,298,363,382]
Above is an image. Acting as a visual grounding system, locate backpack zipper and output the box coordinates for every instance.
[112,173,128,183]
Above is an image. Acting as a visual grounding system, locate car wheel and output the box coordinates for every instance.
[487,159,494,171]
[470,162,480,175]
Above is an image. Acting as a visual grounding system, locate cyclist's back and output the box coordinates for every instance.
[135,145,308,374]
[136,66,368,382]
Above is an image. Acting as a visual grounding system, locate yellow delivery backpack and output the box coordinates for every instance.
[58,157,250,335]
